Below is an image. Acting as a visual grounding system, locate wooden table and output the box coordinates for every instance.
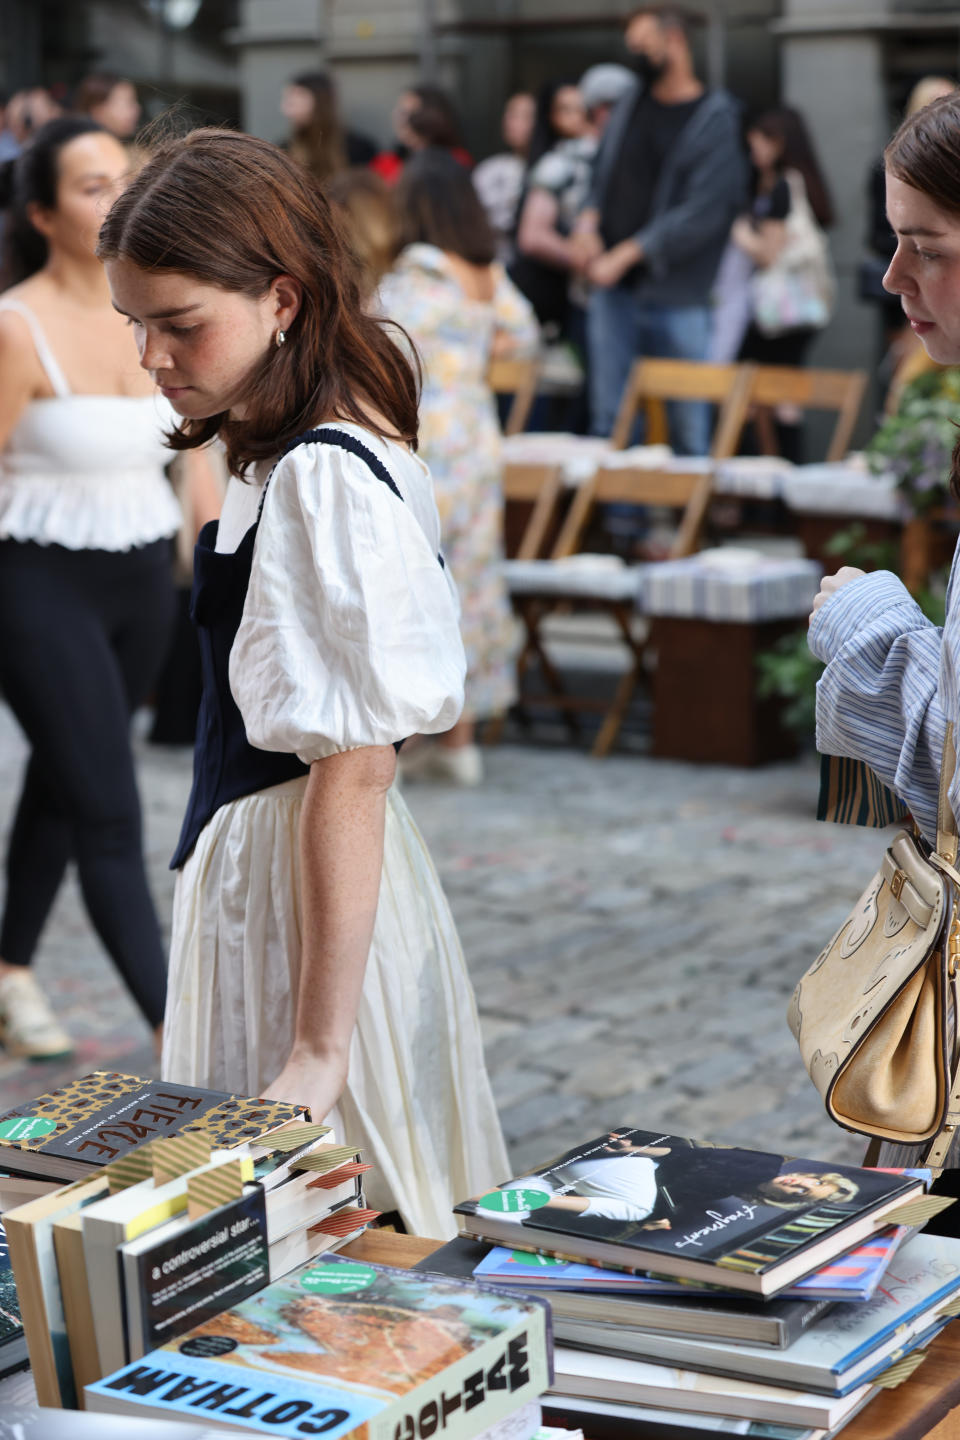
[341,1231,960,1440]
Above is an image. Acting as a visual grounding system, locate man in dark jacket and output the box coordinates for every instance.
[573,4,747,452]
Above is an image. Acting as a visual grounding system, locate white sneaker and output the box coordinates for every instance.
[0,968,73,1060]
[400,743,484,787]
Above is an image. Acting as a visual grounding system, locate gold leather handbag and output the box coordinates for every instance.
[788,725,960,1170]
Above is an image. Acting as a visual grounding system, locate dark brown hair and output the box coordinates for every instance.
[96,128,419,474]
[750,107,834,228]
[625,5,701,37]
[885,93,960,495]
[286,70,347,184]
[73,72,124,114]
[395,148,496,266]
[2,115,107,286]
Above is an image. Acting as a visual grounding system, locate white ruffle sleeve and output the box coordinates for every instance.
[229,440,466,761]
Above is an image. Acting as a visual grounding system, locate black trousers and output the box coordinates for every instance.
[0,538,175,1027]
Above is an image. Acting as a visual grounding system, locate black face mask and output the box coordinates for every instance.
[629,51,667,87]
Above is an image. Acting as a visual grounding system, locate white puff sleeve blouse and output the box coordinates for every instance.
[228,428,466,762]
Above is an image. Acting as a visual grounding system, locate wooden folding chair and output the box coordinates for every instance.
[506,364,756,756]
[744,365,867,462]
[487,356,541,436]
[609,357,751,454]
[501,463,565,561]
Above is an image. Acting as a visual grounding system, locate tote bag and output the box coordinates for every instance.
[751,169,835,337]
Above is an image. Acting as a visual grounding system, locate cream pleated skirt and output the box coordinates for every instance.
[161,777,509,1239]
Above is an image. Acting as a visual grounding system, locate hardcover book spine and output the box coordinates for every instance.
[780,1297,834,1346]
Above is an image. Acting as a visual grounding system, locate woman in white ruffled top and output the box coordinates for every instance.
[98,127,510,1237]
[0,117,190,1061]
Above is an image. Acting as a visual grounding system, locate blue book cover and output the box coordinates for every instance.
[475,1223,909,1302]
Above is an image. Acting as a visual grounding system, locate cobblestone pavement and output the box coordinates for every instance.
[0,702,885,1175]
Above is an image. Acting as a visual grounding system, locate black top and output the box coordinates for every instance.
[601,91,708,253]
[170,427,422,870]
[754,174,791,223]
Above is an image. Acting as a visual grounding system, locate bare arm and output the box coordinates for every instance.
[0,312,45,452]
[517,189,577,271]
[261,744,397,1119]
[731,215,787,269]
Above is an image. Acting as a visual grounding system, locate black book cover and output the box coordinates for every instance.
[0,1071,305,1176]
[130,1187,270,1356]
[455,1129,919,1283]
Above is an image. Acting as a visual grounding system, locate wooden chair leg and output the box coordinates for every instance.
[516,596,583,742]
[592,604,646,758]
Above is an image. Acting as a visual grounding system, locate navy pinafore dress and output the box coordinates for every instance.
[171,427,420,870]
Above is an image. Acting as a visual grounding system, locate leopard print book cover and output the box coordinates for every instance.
[0,1070,306,1161]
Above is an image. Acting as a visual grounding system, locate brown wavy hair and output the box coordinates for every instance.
[885,93,960,496]
[96,127,419,474]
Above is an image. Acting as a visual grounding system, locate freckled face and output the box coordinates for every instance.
[884,172,960,363]
[104,258,282,420]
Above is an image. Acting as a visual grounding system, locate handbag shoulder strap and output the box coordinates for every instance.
[937,721,958,863]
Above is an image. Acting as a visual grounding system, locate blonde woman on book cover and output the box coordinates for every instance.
[810,92,960,1208]
[96,127,509,1240]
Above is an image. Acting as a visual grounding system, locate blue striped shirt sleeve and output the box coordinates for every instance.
[808,569,945,840]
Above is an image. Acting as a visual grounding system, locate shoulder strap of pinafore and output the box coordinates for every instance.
[258,425,445,567]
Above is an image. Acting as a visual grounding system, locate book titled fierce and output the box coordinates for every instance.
[0,1072,306,1181]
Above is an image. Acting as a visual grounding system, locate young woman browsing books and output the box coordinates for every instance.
[810,91,960,1181]
[96,128,509,1238]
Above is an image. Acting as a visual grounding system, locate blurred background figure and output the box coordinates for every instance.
[579,62,635,138]
[380,148,537,785]
[73,73,141,140]
[573,4,746,453]
[510,79,589,337]
[372,85,471,184]
[732,107,834,368]
[0,88,62,161]
[730,106,834,459]
[473,91,536,263]
[325,167,399,298]
[0,116,185,1060]
[281,68,376,183]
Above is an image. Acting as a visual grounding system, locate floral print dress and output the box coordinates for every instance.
[379,243,539,721]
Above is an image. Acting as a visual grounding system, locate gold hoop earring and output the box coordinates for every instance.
[276,329,286,347]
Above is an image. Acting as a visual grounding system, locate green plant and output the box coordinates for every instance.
[821,522,898,574]
[866,367,960,515]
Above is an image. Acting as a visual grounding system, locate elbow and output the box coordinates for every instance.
[310,744,398,796]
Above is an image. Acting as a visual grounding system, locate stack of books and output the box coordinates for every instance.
[0,1071,379,1409]
[430,1127,960,1439]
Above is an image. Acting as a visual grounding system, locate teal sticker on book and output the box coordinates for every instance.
[478,1188,551,1213]
[300,1262,377,1295]
[0,1116,57,1141]
[511,1249,562,1266]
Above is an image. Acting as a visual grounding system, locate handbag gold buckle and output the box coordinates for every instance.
[890,869,908,902]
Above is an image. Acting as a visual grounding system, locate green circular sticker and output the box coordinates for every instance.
[477,1188,551,1214]
[0,1115,56,1141]
[299,1263,377,1296]
[511,1250,563,1267]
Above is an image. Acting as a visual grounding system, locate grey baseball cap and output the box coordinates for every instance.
[579,63,635,111]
